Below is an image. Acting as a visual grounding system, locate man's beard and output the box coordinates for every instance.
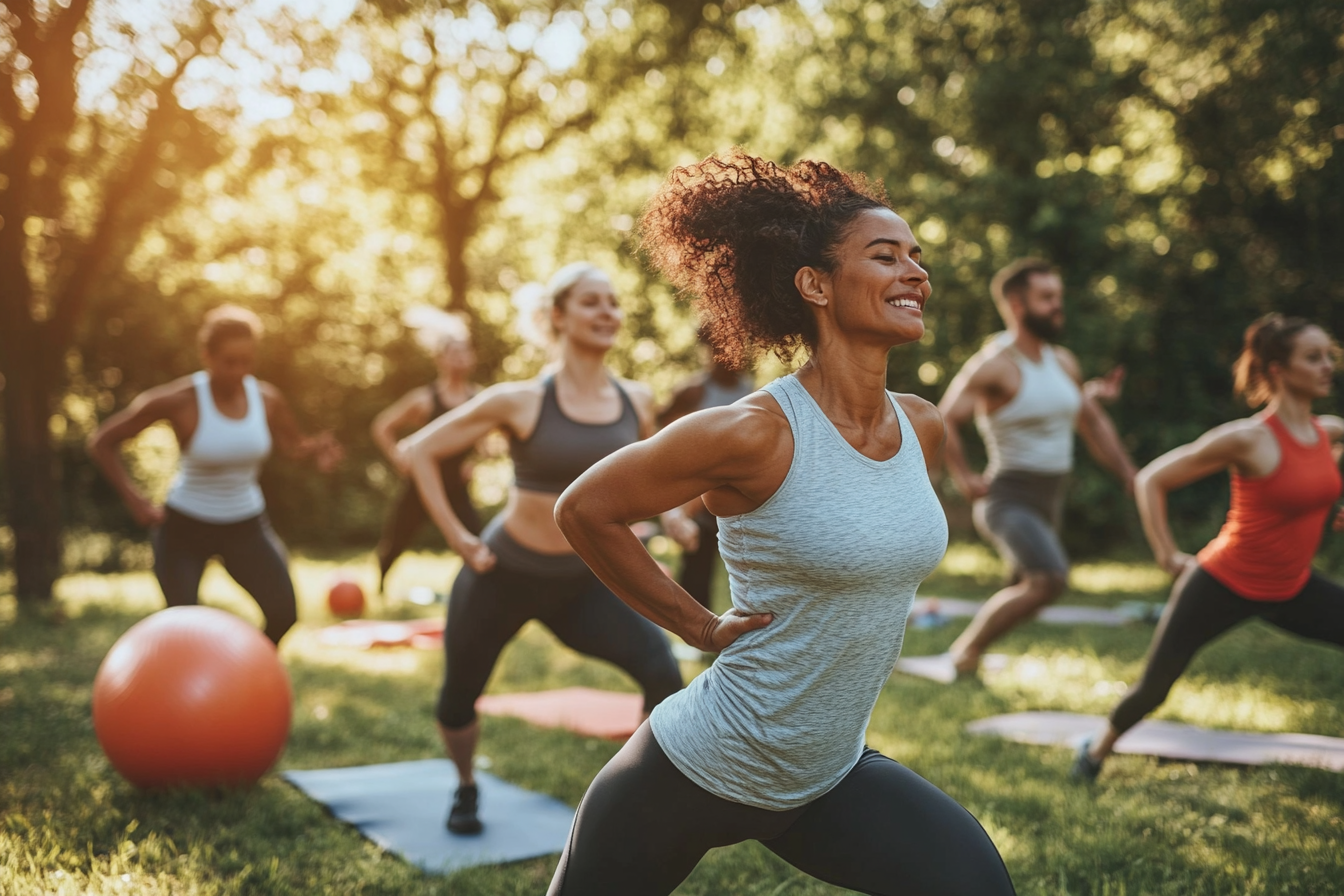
[1022,310,1063,341]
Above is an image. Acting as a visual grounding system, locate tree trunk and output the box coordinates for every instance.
[1,327,61,602]
[442,216,472,313]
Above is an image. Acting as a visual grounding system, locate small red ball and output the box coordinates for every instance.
[327,578,365,618]
[92,606,292,789]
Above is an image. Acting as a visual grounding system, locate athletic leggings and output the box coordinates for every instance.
[376,473,480,581]
[1110,565,1344,734]
[435,557,683,730]
[677,511,719,611]
[547,722,1016,896]
[152,507,297,644]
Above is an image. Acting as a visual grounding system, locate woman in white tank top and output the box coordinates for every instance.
[544,151,1016,895]
[88,305,343,644]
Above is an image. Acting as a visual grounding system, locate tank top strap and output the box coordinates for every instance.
[191,371,217,421]
[761,376,808,438]
[428,380,447,418]
[888,390,916,446]
[1264,413,1325,454]
[611,376,638,422]
[242,375,265,425]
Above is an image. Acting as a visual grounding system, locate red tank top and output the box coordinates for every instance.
[1197,415,1342,600]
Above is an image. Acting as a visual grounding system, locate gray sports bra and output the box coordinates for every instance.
[510,375,640,493]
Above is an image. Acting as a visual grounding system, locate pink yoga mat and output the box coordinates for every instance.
[476,687,644,740]
[967,711,1344,771]
[317,618,445,650]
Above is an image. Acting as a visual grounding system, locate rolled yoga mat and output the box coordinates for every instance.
[966,711,1344,771]
[284,759,576,873]
[476,687,645,740]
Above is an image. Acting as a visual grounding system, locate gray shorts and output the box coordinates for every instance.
[972,470,1070,577]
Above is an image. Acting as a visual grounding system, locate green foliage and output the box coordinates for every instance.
[6,0,1343,571]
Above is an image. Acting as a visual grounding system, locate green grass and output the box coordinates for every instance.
[2,544,1343,895]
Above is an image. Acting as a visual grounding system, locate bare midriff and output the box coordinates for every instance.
[498,488,576,555]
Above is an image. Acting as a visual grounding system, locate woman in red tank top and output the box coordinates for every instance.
[1073,314,1344,780]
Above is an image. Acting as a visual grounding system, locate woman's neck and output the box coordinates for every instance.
[555,342,611,391]
[436,370,470,393]
[1265,389,1315,430]
[794,338,894,425]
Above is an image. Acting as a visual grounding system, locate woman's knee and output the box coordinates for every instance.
[436,686,478,729]
[1021,571,1068,606]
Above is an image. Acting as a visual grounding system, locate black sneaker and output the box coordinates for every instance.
[447,784,483,834]
[1069,737,1103,783]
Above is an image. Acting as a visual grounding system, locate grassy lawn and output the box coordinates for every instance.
[3,544,1343,895]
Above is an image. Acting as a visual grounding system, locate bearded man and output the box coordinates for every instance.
[938,258,1138,675]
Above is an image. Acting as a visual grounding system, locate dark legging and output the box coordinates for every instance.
[435,563,683,729]
[547,722,1016,896]
[376,473,480,584]
[678,511,719,611]
[1110,565,1344,734]
[152,507,297,644]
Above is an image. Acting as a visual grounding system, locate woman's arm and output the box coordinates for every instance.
[936,355,993,499]
[400,384,528,572]
[260,383,344,471]
[556,401,788,651]
[86,385,181,526]
[1135,423,1256,575]
[1323,416,1344,532]
[371,387,433,473]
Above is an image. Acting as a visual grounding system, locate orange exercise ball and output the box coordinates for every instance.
[327,578,365,618]
[92,606,292,789]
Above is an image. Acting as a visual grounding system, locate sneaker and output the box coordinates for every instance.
[446,784,483,834]
[1070,737,1103,783]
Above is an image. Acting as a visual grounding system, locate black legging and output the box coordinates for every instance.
[435,563,683,729]
[547,722,1016,896]
[1110,565,1344,734]
[152,507,297,644]
[376,469,480,584]
[678,511,719,611]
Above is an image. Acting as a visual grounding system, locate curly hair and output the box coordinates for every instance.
[639,149,890,368]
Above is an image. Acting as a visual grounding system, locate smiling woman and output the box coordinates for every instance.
[545,150,1016,895]
[396,262,682,837]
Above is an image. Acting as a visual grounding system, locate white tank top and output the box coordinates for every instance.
[165,372,271,523]
[975,339,1080,476]
[650,374,949,810]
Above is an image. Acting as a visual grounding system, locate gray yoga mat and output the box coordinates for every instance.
[910,597,1163,627]
[893,652,1009,683]
[967,711,1344,771]
[284,759,575,873]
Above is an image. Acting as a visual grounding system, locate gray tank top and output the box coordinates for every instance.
[649,374,948,810]
[509,374,640,493]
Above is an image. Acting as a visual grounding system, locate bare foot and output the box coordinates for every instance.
[949,647,980,676]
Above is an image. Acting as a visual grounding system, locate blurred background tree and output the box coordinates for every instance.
[3,0,1341,599]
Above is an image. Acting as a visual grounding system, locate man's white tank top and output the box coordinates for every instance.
[975,337,1080,476]
[650,374,949,810]
[165,372,271,523]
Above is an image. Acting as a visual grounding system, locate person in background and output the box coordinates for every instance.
[656,330,756,613]
[1073,314,1344,780]
[399,263,682,836]
[939,258,1137,676]
[88,305,342,645]
[370,308,481,594]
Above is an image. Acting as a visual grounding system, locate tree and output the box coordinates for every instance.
[0,1,228,601]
